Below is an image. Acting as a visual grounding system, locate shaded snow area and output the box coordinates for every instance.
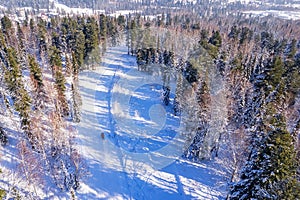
[76,45,226,199]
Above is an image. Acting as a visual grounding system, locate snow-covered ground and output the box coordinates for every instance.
[76,45,226,199]
[242,10,300,20]
[54,2,105,15]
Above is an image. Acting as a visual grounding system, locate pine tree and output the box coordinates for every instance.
[163,86,170,106]
[107,17,118,46]
[129,19,137,55]
[29,18,35,32]
[0,188,6,199]
[84,17,99,60]
[231,56,242,71]
[85,46,101,70]
[4,48,32,140]
[52,32,60,50]
[228,25,240,40]
[230,113,300,200]
[99,14,107,54]
[71,80,81,123]
[186,80,211,159]
[74,30,85,69]
[209,30,222,48]
[230,54,299,198]
[286,59,300,100]
[141,25,154,49]
[28,55,43,91]
[263,56,285,96]
[0,126,8,145]
[28,18,37,53]
[184,61,198,84]
[49,46,69,116]
[239,27,252,45]
[37,19,48,56]
[174,71,183,115]
[261,31,274,50]
[117,15,126,30]
[65,54,72,76]
[28,55,46,109]
[287,39,297,60]
[199,30,219,59]
[1,16,13,35]
[16,22,27,68]
[62,17,76,50]
[168,51,175,68]
[274,39,286,56]
[71,51,79,76]
[163,50,169,66]
[99,14,107,40]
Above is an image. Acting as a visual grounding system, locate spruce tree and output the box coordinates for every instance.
[107,17,118,47]
[163,86,170,106]
[228,25,240,40]
[286,60,300,100]
[230,55,299,198]
[16,22,26,68]
[199,29,219,59]
[71,81,81,123]
[28,55,46,109]
[71,51,79,75]
[287,39,297,60]
[117,15,126,30]
[263,56,285,96]
[52,32,60,50]
[28,55,43,90]
[99,14,107,54]
[37,19,48,56]
[209,30,222,48]
[4,48,32,140]
[99,14,107,40]
[84,17,99,60]
[239,27,252,45]
[49,46,69,116]
[129,19,137,55]
[230,113,300,200]
[74,30,85,69]
[0,188,6,199]
[1,16,13,35]
[0,126,8,145]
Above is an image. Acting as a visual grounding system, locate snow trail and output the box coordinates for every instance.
[76,45,225,199]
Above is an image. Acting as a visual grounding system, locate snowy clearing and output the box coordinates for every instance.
[76,45,226,199]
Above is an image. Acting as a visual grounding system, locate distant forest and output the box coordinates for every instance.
[0,0,298,10]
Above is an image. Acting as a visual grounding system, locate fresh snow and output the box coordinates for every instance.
[76,45,226,199]
[0,44,227,199]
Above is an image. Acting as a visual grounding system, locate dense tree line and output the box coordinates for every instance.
[0,14,125,199]
[126,13,300,199]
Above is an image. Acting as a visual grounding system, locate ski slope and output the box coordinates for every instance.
[76,45,226,199]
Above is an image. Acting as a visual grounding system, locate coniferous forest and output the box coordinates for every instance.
[0,1,300,199]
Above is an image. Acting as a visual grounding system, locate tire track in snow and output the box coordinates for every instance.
[102,48,134,199]
[105,47,154,200]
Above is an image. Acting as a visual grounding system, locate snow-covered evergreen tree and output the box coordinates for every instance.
[230,112,299,200]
